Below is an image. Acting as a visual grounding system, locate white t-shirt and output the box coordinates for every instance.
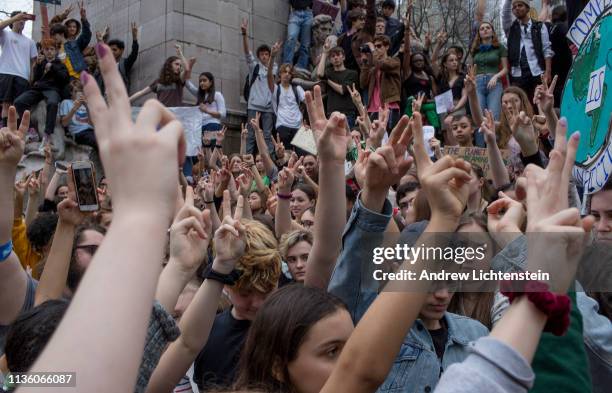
[59,99,92,136]
[0,30,37,80]
[272,84,305,129]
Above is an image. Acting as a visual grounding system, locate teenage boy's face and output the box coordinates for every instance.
[53,33,66,44]
[591,190,612,243]
[330,52,345,67]
[43,46,57,61]
[280,67,292,84]
[451,117,474,145]
[512,2,529,19]
[382,6,394,17]
[109,45,123,60]
[258,50,271,65]
[227,286,272,320]
[419,287,453,322]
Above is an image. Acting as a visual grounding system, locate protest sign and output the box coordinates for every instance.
[434,90,454,114]
[442,146,510,179]
[562,3,612,194]
[291,126,318,155]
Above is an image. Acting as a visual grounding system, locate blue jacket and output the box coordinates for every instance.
[64,19,91,74]
[328,195,489,392]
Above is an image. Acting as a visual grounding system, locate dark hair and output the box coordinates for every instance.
[67,223,107,291]
[329,46,345,56]
[451,113,472,124]
[158,56,182,85]
[552,5,567,23]
[345,183,357,203]
[107,39,125,50]
[26,212,59,253]
[197,72,217,105]
[396,181,420,206]
[382,0,396,9]
[252,213,275,233]
[9,11,21,29]
[50,23,67,38]
[376,17,386,24]
[439,52,463,88]
[292,182,317,202]
[348,0,365,10]
[373,34,391,47]
[234,284,348,391]
[5,299,69,372]
[347,9,365,28]
[256,44,271,58]
[64,18,81,37]
[413,189,431,222]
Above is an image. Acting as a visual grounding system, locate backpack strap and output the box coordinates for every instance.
[250,64,260,89]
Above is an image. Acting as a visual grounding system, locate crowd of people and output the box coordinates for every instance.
[0,0,610,392]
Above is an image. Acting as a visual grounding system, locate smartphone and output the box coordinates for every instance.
[55,160,69,172]
[25,14,36,21]
[71,161,99,212]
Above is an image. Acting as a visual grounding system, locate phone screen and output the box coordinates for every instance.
[73,166,98,209]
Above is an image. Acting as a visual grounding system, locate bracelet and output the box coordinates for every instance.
[203,143,212,149]
[0,240,13,263]
[205,267,243,285]
[215,145,223,149]
[277,192,292,200]
[500,280,571,336]
[204,200,214,204]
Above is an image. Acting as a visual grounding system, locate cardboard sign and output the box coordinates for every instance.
[291,126,318,155]
[442,146,510,179]
[313,0,340,20]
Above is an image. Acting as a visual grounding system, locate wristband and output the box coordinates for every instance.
[204,200,214,204]
[0,240,13,263]
[203,143,212,149]
[215,144,223,149]
[277,192,292,200]
[500,280,571,336]
[205,267,243,285]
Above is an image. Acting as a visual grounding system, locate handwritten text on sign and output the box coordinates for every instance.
[567,0,612,47]
[586,66,606,113]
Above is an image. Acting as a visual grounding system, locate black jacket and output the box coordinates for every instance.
[507,19,546,71]
[32,59,69,92]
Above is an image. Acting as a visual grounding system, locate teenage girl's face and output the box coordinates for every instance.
[199,76,212,90]
[286,240,312,282]
[411,54,425,71]
[300,209,315,230]
[171,59,182,75]
[66,21,78,38]
[255,155,265,172]
[248,192,262,211]
[230,156,242,173]
[290,189,314,220]
[287,308,354,393]
[502,92,522,118]
[444,54,458,72]
[303,155,318,178]
[479,23,494,40]
[57,185,69,201]
[451,117,474,146]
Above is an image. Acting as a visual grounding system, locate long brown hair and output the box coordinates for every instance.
[233,284,348,392]
[498,86,534,149]
[158,56,181,85]
[470,21,501,56]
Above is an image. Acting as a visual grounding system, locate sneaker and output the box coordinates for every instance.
[38,136,53,153]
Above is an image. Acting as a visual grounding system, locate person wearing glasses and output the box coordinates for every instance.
[360,35,401,131]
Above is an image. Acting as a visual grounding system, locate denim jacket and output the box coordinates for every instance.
[328,195,489,393]
[63,19,92,74]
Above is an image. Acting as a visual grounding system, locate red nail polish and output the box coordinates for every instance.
[95,42,107,58]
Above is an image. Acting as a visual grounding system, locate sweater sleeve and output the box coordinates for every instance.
[215,92,227,119]
[434,337,534,393]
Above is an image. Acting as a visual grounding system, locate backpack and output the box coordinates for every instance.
[243,64,260,101]
[275,83,300,108]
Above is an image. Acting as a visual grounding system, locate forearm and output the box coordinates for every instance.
[0,168,17,243]
[146,278,224,393]
[34,221,76,306]
[316,52,328,78]
[453,93,468,111]
[486,137,511,188]
[305,161,345,289]
[0,17,18,31]
[256,132,275,174]
[205,201,222,234]
[545,58,552,75]
[275,199,292,239]
[242,34,250,55]
[544,106,558,135]
[327,79,345,95]
[155,257,199,313]
[61,105,80,127]
[24,193,41,228]
[267,58,275,93]
[45,172,61,201]
[240,136,247,155]
[28,215,169,392]
[468,89,484,126]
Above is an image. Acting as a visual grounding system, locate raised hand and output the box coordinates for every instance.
[241,122,249,141]
[512,111,538,156]
[486,191,525,248]
[26,171,41,198]
[237,171,253,197]
[169,186,212,272]
[412,112,472,225]
[464,65,477,94]
[534,74,557,113]
[271,40,282,58]
[347,83,364,109]
[352,140,370,189]
[0,106,29,167]
[213,195,246,273]
[82,43,185,222]
[240,18,248,35]
[78,0,86,19]
[273,134,285,160]
[277,167,295,194]
[480,109,496,144]
[131,22,139,39]
[412,92,425,114]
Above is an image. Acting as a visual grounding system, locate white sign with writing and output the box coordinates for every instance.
[434,90,454,114]
[567,0,612,47]
[586,66,606,113]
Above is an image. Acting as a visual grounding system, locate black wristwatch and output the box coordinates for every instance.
[204,267,243,285]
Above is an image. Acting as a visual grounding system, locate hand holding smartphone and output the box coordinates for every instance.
[71,161,99,212]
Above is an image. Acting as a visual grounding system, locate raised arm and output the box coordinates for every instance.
[125,22,140,71]
[24,172,42,228]
[146,208,245,393]
[303,86,348,289]
[129,86,153,103]
[241,18,250,55]
[275,167,294,239]
[431,31,448,78]
[475,0,487,24]
[0,108,31,326]
[481,110,510,188]
[267,41,281,93]
[316,38,332,79]
[465,65,484,126]
[0,12,29,31]
[25,44,186,392]
[34,177,85,306]
[501,0,513,37]
[534,75,559,133]
[402,4,413,80]
[251,113,276,176]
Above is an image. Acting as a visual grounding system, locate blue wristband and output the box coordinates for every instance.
[0,240,12,262]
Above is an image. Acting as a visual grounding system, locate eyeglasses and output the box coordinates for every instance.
[76,244,99,255]
[374,44,384,49]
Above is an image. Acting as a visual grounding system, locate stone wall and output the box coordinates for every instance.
[33,0,290,115]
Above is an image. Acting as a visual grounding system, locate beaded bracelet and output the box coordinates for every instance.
[277,193,292,200]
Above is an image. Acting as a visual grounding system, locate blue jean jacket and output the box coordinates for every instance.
[64,19,92,74]
[328,195,489,392]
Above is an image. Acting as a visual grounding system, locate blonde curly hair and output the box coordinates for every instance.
[233,219,282,294]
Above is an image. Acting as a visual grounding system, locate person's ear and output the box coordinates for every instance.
[271,357,285,383]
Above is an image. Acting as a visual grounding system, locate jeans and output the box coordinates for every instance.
[246,110,275,155]
[476,74,503,121]
[510,73,541,104]
[182,156,198,181]
[15,89,61,135]
[276,125,308,156]
[202,122,222,146]
[282,9,313,69]
[74,128,98,152]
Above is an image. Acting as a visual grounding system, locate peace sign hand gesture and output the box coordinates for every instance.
[0,107,29,167]
[213,193,247,274]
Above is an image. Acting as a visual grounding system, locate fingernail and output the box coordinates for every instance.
[559,117,567,126]
[571,131,580,140]
[80,71,89,85]
[95,42,107,58]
